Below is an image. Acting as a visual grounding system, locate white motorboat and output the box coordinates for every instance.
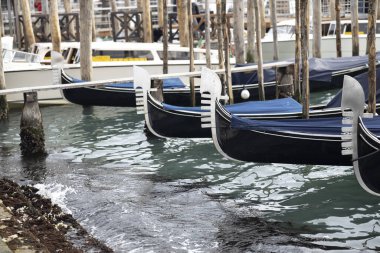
[4,41,226,104]
[261,19,380,61]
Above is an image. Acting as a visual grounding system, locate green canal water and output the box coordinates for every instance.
[0,94,379,252]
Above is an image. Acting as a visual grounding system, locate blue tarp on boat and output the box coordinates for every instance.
[230,114,380,135]
[326,67,380,108]
[105,78,186,89]
[163,97,302,114]
[232,53,380,86]
[70,76,186,89]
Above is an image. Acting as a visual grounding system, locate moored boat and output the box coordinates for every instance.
[201,68,380,165]
[134,65,380,139]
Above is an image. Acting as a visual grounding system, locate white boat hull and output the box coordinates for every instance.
[261,35,379,61]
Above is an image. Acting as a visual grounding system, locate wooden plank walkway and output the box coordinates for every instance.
[0,61,292,96]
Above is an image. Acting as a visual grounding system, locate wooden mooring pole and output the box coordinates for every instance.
[294,0,302,102]
[50,0,61,53]
[351,0,359,56]
[246,0,256,63]
[188,0,196,106]
[312,0,321,58]
[205,0,211,68]
[269,0,279,61]
[301,0,310,119]
[335,0,342,57]
[20,0,35,50]
[367,0,377,114]
[233,0,245,64]
[254,0,265,101]
[216,0,225,96]
[0,20,7,120]
[222,0,233,103]
[20,92,46,157]
[80,0,93,81]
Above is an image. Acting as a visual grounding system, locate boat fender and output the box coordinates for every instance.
[241,89,250,99]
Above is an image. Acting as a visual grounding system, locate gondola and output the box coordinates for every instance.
[60,52,379,107]
[340,79,380,196]
[60,67,278,107]
[133,65,380,139]
[200,67,380,166]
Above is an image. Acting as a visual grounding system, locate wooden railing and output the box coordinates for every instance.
[18,13,79,50]
[168,13,233,42]
[110,11,145,42]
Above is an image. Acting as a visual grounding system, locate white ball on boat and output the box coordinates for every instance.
[241,89,250,99]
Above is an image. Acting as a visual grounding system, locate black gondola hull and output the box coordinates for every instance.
[356,118,380,194]
[147,94,211,138]
[214,103,352,165]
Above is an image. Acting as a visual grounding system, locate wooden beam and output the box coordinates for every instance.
[188,0,195,106]
[0,16,7,120]
[142,0,152,42]
[368,0,377,114]
[351,0,359,56]
[294,0,301,102]
[49,0,61,53]
[20,0,35,49]
[335,0,342,57]
[205,0,211,68]
[233,0,245,64]
[163,0,168,74]
[254,0,265,100]
[80,0,93,81]
[312,0,321,58]
[246,0,256,63]
[269,0,279,61]
[301,0,310,119]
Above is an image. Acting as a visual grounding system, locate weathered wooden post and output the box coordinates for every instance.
[294,0,301,102]
[330,0,336,20]
[110,0,120,34]
[233,0,245,64]
[254,0,265,101]
[205,0,211,68]
[142,0,152,42]
[63,0,75,38]
[14,0,22,50]
[92,1,97,42]
[246,0,256,63]
[0,4,4,37]
[216,0,224,70]
[20,92,46,157]
[188,0,195,106]
[158,0,164,29]
[335,0,342,57]
[351,0,359,56]
[313,0,321,58]
[177,0,189,46]
[0,21,7,120]
[269,0,279,61]
[49,0,61,53]
[367,0,377,114]
[222,0,233,103]
[80,0,93,81]
[20,0,36,49]
[163,0,168,74]
[301,0,310,119]
[258,0,266,38]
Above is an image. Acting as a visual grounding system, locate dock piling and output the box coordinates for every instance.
[20,92,46,157]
